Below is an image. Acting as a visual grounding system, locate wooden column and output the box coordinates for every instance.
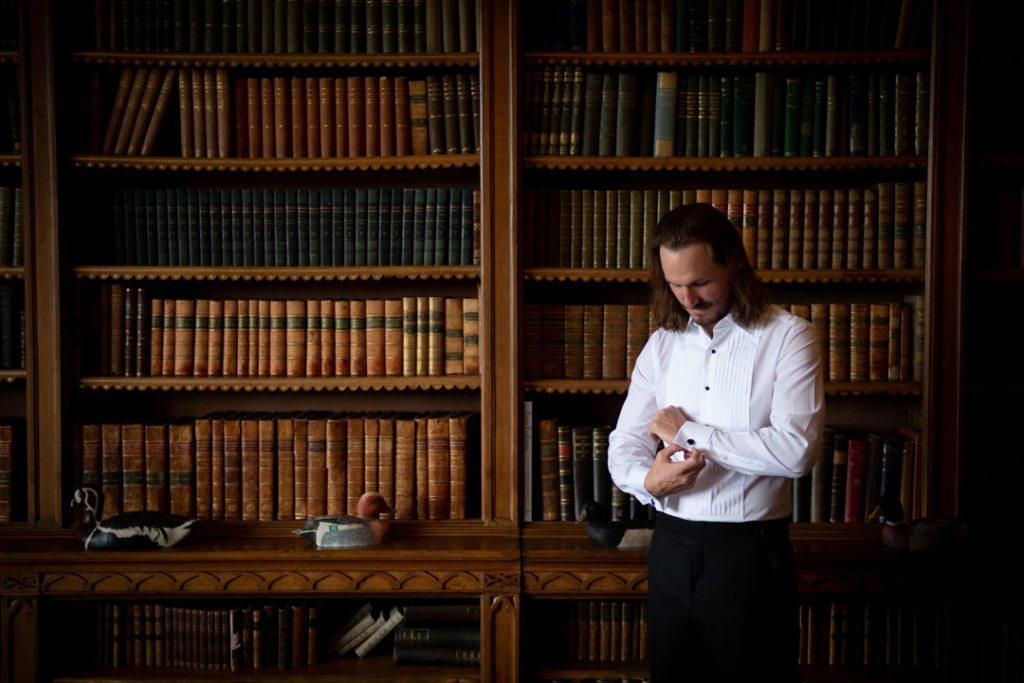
[1,574,39,683]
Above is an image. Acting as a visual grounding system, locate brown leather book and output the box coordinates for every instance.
[100,427,122,519]
[260,77,274,159]
[582,304,603,380]
[273,77,290,158]
[257,299,271,376]
[102,66,136,154]
[193,299,210,376]
[215,68,230,158]
[847,187,863,270]
[444,297,463,375]
[235,299,250,377]
[144,423,168,512]
[207,299,223,376]
[290,604,307,668]
[409,79,428,155]
[379,76,396,156]
[349,299,368,376]
[601,304,627,379]
[178,68,195,157]
[448,412,468,519]
[562,304,584,380]
[120,423,145,514]
[828,303,851,382]
[425,75,445,154]
[427,415,451,519]
[194,417,213,519]
[428,296,445,376]
[233,78,248,159]
[257,417,276,521]
[307,417,328,517]
[625,304,649,378]
[416,297,429,376]
[384,298,403,376]
[149,298,164,377]
[365,77,381,156]
[160,299,175,377]
[239,417,259,520]
[869,303,889,381]
[245,78,261,158]
[319,77,334,157]
[190,67,207,157]
[337,77,354,157]
[276,417,295,520]
[538,418,559,521]
[344,416,364,514]
[366,415,388,517]
[334,300,351,376]
[168,422,195,517]
[306,77,321,158]
[414,416,429,518]
[290,77,305,158]
[283,300,304,377]
[817,188,833,270]
[810,303,829,374]
[222,299,238,377]
[305,300,322,377]
[172,299,195,377]
[293,416,308,520]
[394,76,412,155]
[849,303,869,382]
[210,416,224,520]
[378,417,397,518]
[347,76,366,156]
[441,74,460,154]
[318,300,334,377]
[139,68,179,156]
[394,418,416,519]
[365,299,386,376]
[113,66,152,155]
[462,297,479,374]
[203,68,219,159]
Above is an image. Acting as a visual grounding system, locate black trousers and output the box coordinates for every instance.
[647,513,799,683]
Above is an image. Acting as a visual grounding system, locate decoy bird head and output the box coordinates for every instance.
[576,500,611,525]
[71,487,102,519]
[356,492,392,519]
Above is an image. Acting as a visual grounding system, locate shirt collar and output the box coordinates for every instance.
[684,311,757,339]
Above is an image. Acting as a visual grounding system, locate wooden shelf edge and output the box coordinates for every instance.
[73,266,481,282]
[0,369,27,383]
[523,48,930,67]
[523,155,928,172]
[0,152,22,167]
[70,49,479,68]
[70,154,480,172]
[524,268,926,283]
[0,266,26,279]
[523,380,921,396]
[0,50,19,64]
[76,376,483,392]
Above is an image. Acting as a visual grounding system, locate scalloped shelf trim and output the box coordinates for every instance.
[0,370,27,384]
[524,48,930,67]
[0,51,17,65]
[0,153,21,167]
[524,155,928,172]
[525,267,925,283]
[77,376,482,392]
[70,154,479,172]
[70,49,479,68]
[524,379,922,396]
[73,265,481,282]
[0,267,26,280]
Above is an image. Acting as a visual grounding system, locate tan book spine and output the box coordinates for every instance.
[829,303,851,382]
[427,416,451,519]
[394,418,416,519]
[870,303,890,381]
[755,189,771,270]
[222,299,237,377]
[223,417,241,520]
[192,299,209,376]
[235,299,250,377]
[274,76,290,158]
[240,418,259,521]
[384,299,403,376]
[257,418,276,521]
[334,76,349,157]
[582,304,603,380]
[301,299,319,377]
[810,301,829,390]
[377,417,395,519]
[770,188,788,270]
[849,303,869,382]
[113,66,152,155]
[257,299,271,376]
[416,296,429,376]
[402,297,417,377]
[444,298,464,375]
[847,188,863,270]
[350,299,367,376]
[319,300,334,377]
[863,187,878,269]
[259,77,274,159]
[276,418,295,520]
[448,413,468,520]
[211,416,224,520]
[245,77,260,158]
[203,68,219,159]
[215,67,230,158]
[150,298,164,376]
[290,77,305,158]
[194,418,212,519]
[802,189,819,270]
[247,299,259,377]
[207,299,223,376]
[817,188,833,270]
[125,67,163,155]
[319,77,334,157]
[144,424,168,512]
[364,417,380,500]
[168,422,195,517]
[161,299,176,377]
[345,417,365,515]
[103,66,136,154]
[279,300,301,377]
[365,77,381,157]
[601,304,627,379]
[306,77,321,158]
[786,189,803,270]
[191,67,207,157]
[888,302,903,381]
[334,300,351,376]
[379,76,396,156]
[428,296,445,376]
[625,304,649,378]
[408,79,428,155]
[307,418,328,518]
[462,297,480,375]
[293,417,308,520]
[173,299,195,377]
[562,303,583,380]
[394,76,411,155]
[831,188,848,270]
[414,416,429,518]
[365,299,386,376]
[120,423,145,514]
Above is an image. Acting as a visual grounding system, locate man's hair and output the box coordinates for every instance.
[649,202,771,330]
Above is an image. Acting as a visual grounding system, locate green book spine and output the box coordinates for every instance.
[343,189,356,266]
[696,74,710,157]
[581,72,603,156]
[293,188,306,266]
[592,426,611,508]
[412,188,426,266]
[308,189,321,267]
[270,189,284,266]
[783,77,801,157]
[441,0,458,52]
[397,0,413,52]
[350,0,367,52]
[812,77,827,157]
[166,188,179,268]
[799,78,815,156]
[684,73,698,156]
[547,67,564,156]
[848,73,867,157]
[176,189,190,267]
[185,189,200,267]
[825,73,840,157]
[614,73,638,157]
[568,67,586,156]
[354,189,368,266]
[367,189,381,266]
[393,189,406,266]
[448,188,461,266]
[603,190,617,269]
[241,189,254,267]
[458,0,475,52]
[367,0,382,53]
[262,0,275,52]
[320,189,332,266]
[752,72,772,157]
[652,71,678,158]
[331,189,344,267]
[197,188,211,267]
[207,188,222,267]
[216,189,230,267]
[262,189,275,267]
[229,188,242,267]
[204,0,219,51]
[732,74,754,157]
[616,190,630,268]
[413,0,427,52]
[629,190,643,269]
[675,0,688,52]
[155,189,168,267]
[878,72,893,156]
[867,73,879,156]
[381,188,394,266]
[425,0,441,52]
[382,0,398,52]
[769,76,785,157]
[707,75,720,157]
[718,75,732,157]
[460,188,472,266]
[223,0,237,51]
[300,0,317,53]
[244,0,260,53]
[635,72,656,158]
[335,0,351,52]
[435,188,449,265]
[424,188,437,265]
[272,0,288,52]
[597,71,617,157]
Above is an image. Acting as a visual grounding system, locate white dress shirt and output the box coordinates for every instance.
[608,306,825,522]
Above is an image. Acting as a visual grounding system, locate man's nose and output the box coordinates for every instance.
[680,287,699,308]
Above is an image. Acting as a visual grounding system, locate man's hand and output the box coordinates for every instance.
[646,406,689,444]
[643,443,706,497]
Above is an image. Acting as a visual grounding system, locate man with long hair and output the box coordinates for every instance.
[608,203,825,682]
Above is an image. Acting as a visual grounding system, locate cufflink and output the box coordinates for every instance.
[687,439,695,446]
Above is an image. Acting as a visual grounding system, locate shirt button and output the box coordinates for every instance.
[687,439,695,445]
[705,386,710,391]
[711,349,716,354]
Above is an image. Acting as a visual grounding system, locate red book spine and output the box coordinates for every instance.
[365,78,381,157]
[334,77,349,157]
[347,76,366,157]
[233,78,248,158]
[305,77,321,158]
[742,0,760,52]
[379,76,396,156]
[319,77,334,157]
[245,78,261,158]
[394,76,411,155]
[291,77,306,159]
[844,437,868,523]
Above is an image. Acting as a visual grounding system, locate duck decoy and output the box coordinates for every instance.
[71,487,196,550]
[292,491,392,548]
[577,500,654,549]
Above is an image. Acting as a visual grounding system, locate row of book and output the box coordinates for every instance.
[532,601,650,663]
[524,68,929,159]
[0,283,24,370]
[525,0,931,53]
[523,183,927,272]
[0,186,24,267]
[0,420,20,523]
[89,290,481,378]
[331,602,480,665]
[72,412,477,521]
[794,426,922,525]
[797,601,940,669]
[0,75,18,154]
[104,187,481,268]
[93,0,479,54]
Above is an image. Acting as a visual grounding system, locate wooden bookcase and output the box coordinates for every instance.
[0,1,1001,681]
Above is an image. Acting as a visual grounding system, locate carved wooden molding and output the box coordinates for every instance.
[70,50,479,68]
[523,571,649,594]
[71,154,480,172]
[0,153,20,167]
[524,49,930,68]
[524,155,928,172]
[77,375,482,392]
[0,267,25,280]
[525,267,925,284]
[0,574,40,595]
[73,265,481,282]
[39,569,518,595]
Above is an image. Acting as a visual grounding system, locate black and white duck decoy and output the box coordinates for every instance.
[292,491,392,548]
[577,500,654,548]
[71,487,196,550]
